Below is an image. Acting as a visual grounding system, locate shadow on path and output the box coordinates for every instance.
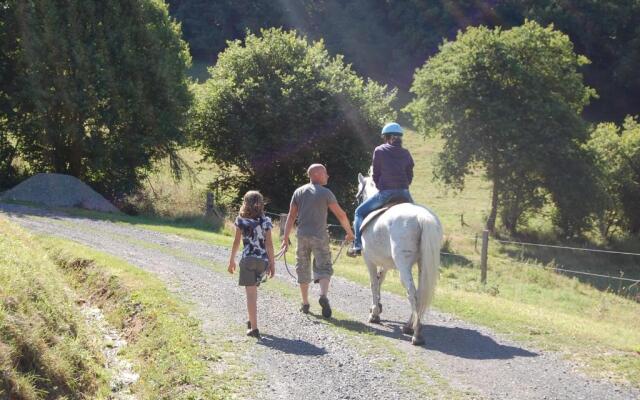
[313,313,537,360]
[258,334,328,356]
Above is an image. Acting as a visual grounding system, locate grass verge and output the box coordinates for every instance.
[0,217,108,400]
[36,235,250,400]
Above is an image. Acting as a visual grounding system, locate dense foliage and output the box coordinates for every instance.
[167,0,640,122]
[0,0,192,197]
[587,117,640,238]
[0,2,19,190]
[405,21,598,235]
[190,29,396,210]
[167,0,284,62]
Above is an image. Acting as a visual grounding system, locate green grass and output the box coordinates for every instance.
[37,235,251,400]
[0,217,109,400]
[60,206,234,247]
[132,148,220,218]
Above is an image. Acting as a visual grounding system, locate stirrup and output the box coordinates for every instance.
[346,247,361,257]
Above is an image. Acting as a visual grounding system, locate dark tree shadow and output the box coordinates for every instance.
[441,251,474,268]
[311,313,537,360]
[257,334,328,356]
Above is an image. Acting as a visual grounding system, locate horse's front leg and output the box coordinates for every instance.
[365,259,382,323]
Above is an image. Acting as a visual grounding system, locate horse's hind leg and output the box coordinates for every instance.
[402,314,414,335]
[397,262,423,345]
[375,268,387,314]
[366,260,382,323]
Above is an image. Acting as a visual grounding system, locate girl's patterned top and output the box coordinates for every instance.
[234,215,273,261]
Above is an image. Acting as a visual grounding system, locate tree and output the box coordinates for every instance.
[3,0,192,198]
[168,1,640,125]
[405,20,598,235]
[502,0,640,122]
[587,116,640,238]
[190,28,396,210]
[0,2,20,190]
[167,0,513,89]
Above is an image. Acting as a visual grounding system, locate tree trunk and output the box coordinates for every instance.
[486,178,499,233]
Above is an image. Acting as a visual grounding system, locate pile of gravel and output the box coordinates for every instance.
[0,173,120,213]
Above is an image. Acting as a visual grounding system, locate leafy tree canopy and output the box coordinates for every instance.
[587,116,640,237]
[2,0,192,197]
[168,0,640,122]
[190,28,396,210]
[405,20,598,234]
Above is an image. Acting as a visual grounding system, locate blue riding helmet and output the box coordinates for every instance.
[381,122,403,136]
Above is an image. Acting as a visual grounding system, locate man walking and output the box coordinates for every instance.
[279,164,354,317]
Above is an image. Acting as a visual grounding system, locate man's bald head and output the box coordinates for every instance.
[307,163,328,185]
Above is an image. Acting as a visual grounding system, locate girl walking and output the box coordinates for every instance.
[228,191,275,338]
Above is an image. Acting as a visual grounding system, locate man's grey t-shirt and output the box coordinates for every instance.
[291,183,337,238]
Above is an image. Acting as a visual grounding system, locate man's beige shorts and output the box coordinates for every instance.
[296,235,333,284]
[239,257,267,286]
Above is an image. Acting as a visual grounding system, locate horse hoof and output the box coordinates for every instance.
[402,326,414,335]
[411,336,425,346]
[369,314,381,324]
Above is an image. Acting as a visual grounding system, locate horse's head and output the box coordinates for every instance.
[356,172,378,205]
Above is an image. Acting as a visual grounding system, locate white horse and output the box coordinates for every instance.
[356,173,443,345]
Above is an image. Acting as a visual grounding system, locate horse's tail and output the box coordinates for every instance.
[415,212,442,326]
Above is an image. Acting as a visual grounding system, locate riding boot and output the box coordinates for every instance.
[346,247,361,257]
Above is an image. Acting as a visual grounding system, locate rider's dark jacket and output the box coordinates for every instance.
[372,143,414,191]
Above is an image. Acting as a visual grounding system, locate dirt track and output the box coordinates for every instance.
[2,203,638,400]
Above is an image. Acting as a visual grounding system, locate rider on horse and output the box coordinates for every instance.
[347,122,415,257]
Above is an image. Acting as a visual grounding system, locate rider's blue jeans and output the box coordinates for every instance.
[353,189,413,249]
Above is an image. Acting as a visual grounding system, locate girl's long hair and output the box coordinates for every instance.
[239,190,264,219]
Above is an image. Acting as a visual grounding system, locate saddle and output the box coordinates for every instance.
[360,198,411,233]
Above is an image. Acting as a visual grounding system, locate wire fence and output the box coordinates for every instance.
[219,200,639,291]
[493,238,640,257]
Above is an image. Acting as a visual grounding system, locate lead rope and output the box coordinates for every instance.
[282,251,297,280]
[331,240,347,265]
[277,239,348,281]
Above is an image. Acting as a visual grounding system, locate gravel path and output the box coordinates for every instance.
[2,203,638,400]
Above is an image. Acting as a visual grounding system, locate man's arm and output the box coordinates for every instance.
[328,202,355,242]
[279,202,298,253]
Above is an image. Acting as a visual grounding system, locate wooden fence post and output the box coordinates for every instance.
[480,229,489,284]
[279,213,288,237]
